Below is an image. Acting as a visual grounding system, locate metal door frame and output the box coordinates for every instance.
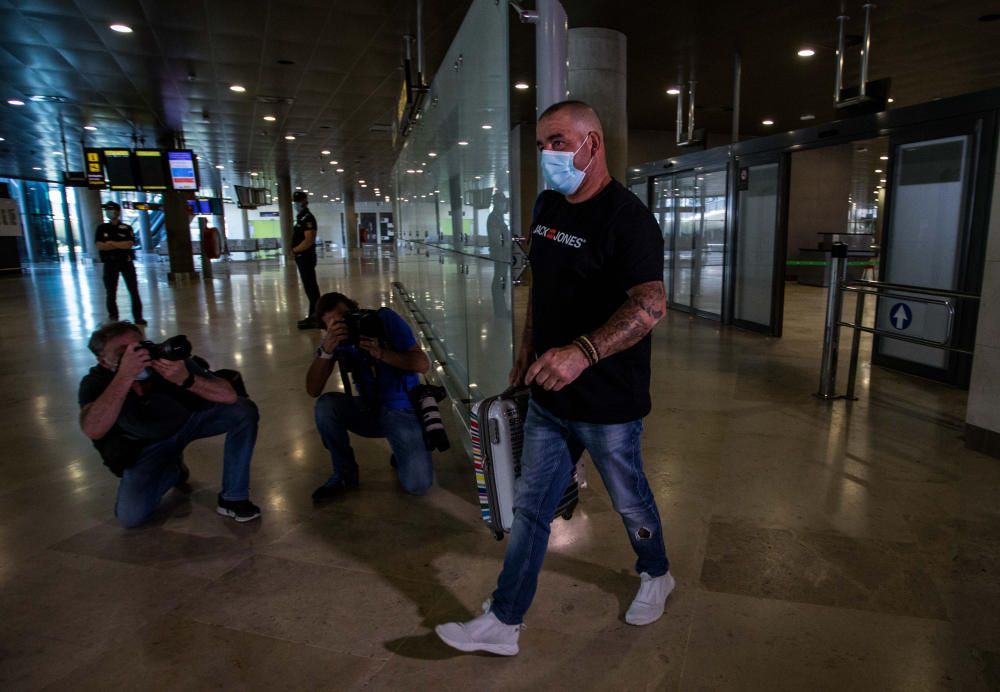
[728,151,791,336]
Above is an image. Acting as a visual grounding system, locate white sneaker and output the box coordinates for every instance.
[435,611,521,656]
[625,571,675,626]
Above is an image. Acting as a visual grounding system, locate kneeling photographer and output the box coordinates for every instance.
[306,292,445,501]
[79,322,261,527]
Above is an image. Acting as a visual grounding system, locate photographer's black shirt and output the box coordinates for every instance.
[78,360,209,441]
[292,207,317,256]
[528,180,664,424]
[94,221,136,263]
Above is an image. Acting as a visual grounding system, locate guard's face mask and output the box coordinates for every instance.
[540,133,595,196]
[293,202,303,214]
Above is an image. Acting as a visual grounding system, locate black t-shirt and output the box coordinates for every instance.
[292,208,317,256]
[78,360,210,442]
[528,179,664,423]
[95,221,136,263]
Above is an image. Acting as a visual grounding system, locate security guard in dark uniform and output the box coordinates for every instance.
[291,190,321,329]
[95,201,146,325]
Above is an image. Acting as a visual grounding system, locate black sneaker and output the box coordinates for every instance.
[311,476,359,503]
[216,495,261,522]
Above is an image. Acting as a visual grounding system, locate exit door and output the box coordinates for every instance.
[874,114,995,385]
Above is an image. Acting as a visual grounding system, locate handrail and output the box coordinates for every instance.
[816,243,980,400]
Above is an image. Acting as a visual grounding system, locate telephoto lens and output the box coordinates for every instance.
[409,384,450,452]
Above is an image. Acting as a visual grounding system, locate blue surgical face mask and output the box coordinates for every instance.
[540,134,594,196]
[293,202,302,214]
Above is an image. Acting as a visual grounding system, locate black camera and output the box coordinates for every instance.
[342,310,385,347]
[136,335,192,361]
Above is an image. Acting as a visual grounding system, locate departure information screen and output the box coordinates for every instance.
[102,149,137,191]
[167,150,198,190]
[83,148,106,189]
[135,149,168,190]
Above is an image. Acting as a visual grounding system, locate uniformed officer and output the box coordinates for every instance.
[95,201,146,326]
[291,189,322,329]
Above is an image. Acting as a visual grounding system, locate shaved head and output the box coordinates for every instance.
[539,100,604,137]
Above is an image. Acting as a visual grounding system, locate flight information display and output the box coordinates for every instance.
[83,148,106,189]
[167,150,198,190]
[134,149,168,190]
[102,149,137,191]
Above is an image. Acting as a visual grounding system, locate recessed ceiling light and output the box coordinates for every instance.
[800,114,816,120]
[7,99,24,106]
[457,140,469,146]
[0,137,5,142]
[474,175,481,180]
[335,168,344,173]
[358,180,366,184]
[887,97,894,103]
[215,164,224,169]
[762,119,775,126]
[666,88,681,95]
[481,124,492,130]
[83,125,97,131]
[322,194,328,197]
[360,184,367,188]
[229,85,246,93]
[797,48,816,57]
[284,135,295,140]
[406,169,415,174]
[514,82,530,90]
[321,149,330,155]
[109,23,133,33]
[428,152,437,157]
[309,192,314,195]
[263,115,276,122]
[53,151,63,156]
[32,166,42,171]
[879,155,889,160]
[250,172,258,176]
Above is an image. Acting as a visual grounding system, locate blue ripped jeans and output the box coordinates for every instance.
[490,399,669,625]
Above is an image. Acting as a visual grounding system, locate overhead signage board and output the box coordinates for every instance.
[135,149,168,190]
[102,149,138,191]
[84,148,106,189]
[167,150,198,190]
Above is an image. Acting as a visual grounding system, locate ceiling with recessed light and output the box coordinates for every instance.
[3,0,1000,201]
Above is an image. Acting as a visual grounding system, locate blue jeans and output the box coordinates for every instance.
[490,399,669,625]
[315,392,433,495]
[114,398,259,528]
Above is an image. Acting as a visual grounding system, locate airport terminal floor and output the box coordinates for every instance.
[1,251,998,691]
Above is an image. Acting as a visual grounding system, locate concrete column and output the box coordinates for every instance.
[76,187,103,262]
[568,27,628,182]
[241,208,250,240]
[343,189,359,251]
[135,191,153,254]
[277,173,292,255]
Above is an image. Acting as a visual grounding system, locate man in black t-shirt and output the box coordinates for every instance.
[291,190,322,329]
[78,321,261,527]
[95,202,146,325]
[436,101,673,656]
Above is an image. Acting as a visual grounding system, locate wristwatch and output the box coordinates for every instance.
[316,347,334,360]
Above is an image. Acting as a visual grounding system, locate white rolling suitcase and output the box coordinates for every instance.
[470,387,579,540]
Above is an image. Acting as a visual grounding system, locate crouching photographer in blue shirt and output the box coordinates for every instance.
[306,292,447,501]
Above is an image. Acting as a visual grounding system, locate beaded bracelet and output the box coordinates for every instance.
[572,336,599,366]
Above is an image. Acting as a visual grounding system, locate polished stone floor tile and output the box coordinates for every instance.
[679,591,980,692]
[41,614,381,691]
[700,521,947,619]
[0,259,997,689]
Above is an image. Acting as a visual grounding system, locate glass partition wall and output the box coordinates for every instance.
[652,167,728,317]
[392,0,511,423]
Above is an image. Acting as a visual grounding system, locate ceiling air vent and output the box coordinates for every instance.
[256,95,295,105]
[369,123,393,133]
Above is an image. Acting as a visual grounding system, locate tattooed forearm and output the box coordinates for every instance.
[588,281,666,360]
